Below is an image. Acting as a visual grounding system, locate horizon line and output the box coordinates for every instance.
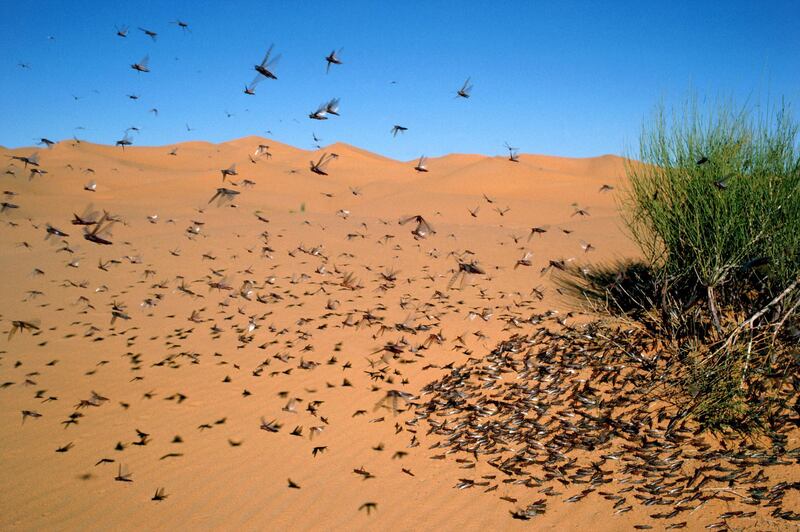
[1,134,628,164]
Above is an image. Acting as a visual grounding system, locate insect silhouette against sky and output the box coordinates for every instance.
[456,77,473,98]
[254,44,280,80]
[324,48,343,73]
[391,125,408,137]
[130,55,150,73]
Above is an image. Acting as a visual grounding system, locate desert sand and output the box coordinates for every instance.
[0,139,796,531]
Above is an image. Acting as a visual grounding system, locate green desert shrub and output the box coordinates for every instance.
[622,97,800,326]
[563,97,800,431]
[624,97,800,430]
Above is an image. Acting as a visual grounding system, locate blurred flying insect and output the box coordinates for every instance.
[9,152,39,168]
[325,48,343,73]
[116,131,133,149]
[138,27,157,40]
[45,224,69,239]
[310,153,336,176]
[254,144,271,159]
[448,258,485,289]
[399,215,435,238]
[514,251,533,269]
[391,125,408,137]
[171,20,190,33]
[220,163,237,182]
[504,142,519,162]
[0,201,19,213]
[110,301,131,324]
[254,44,280,80]
[374,390,416,415]
[309,98,340,120]
[83,212,117,245]
[244,75,262,95]
[325,97,340,116]
[8,319,41,340]
[456,77,473,98]
[571,205,590,217]
[414,155,428,172]
[72,205,100,226]
[309,102,329,121]
[528,226,548,241]
[208,187,240,206]
[131,55,150,73]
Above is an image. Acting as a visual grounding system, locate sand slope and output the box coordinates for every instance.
[1,138,795,531]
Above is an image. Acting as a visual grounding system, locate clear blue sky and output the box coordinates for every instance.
[1,0,798,160]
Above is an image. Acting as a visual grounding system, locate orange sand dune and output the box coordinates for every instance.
[1,138,795,531]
